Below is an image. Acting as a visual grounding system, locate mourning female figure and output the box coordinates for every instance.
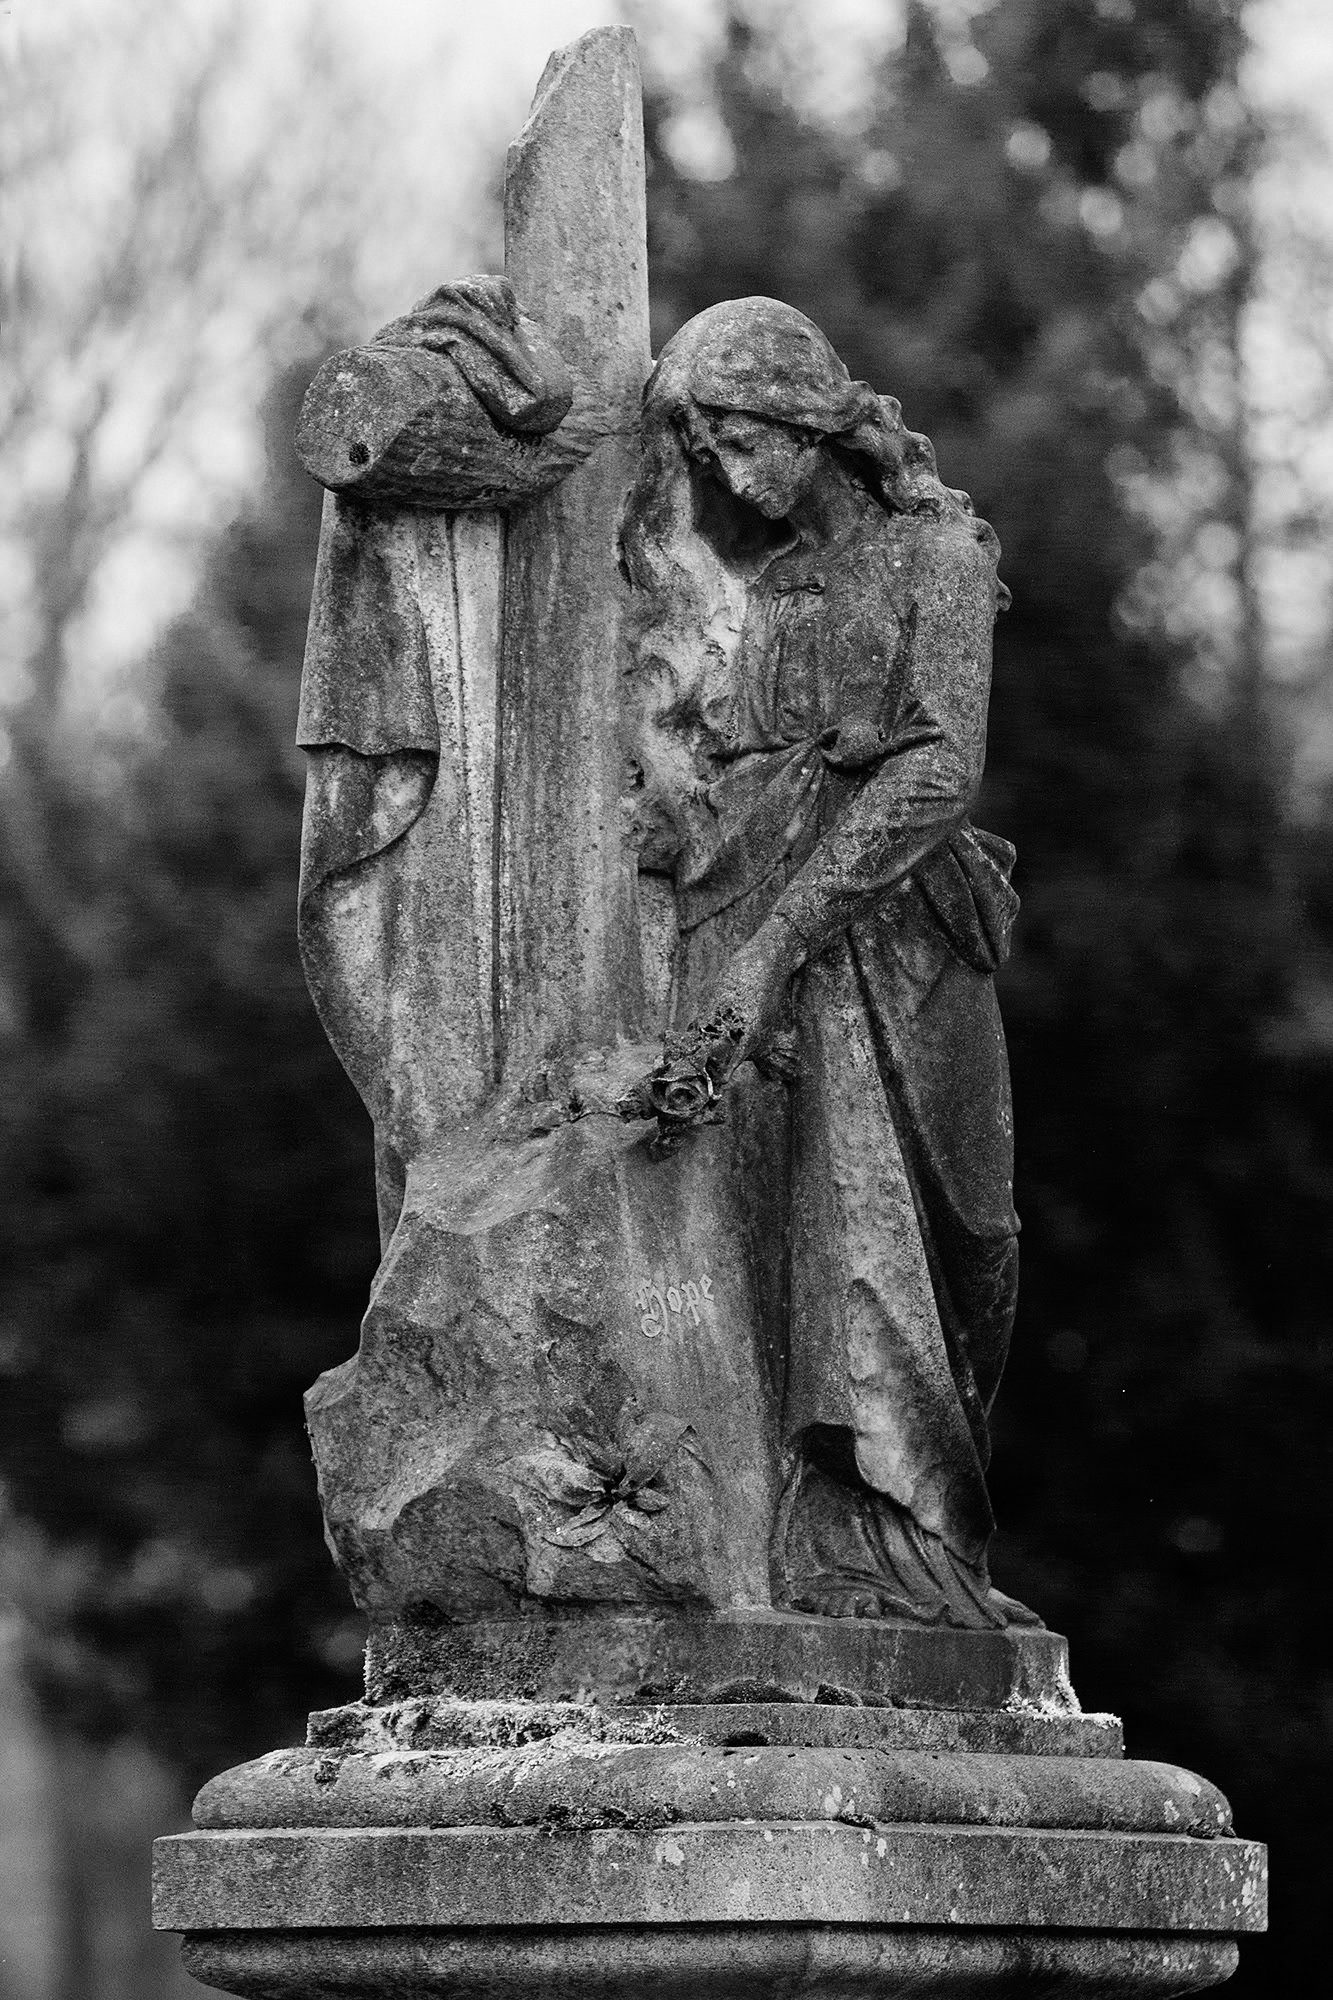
[621,299,1037,1630]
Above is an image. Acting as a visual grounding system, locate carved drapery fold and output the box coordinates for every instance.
[294,277,620,1206]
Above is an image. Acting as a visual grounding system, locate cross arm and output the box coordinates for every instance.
[295,274,617,511]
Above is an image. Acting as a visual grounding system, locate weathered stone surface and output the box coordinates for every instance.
[305,1695,1124,1759]
[497,25,652,1074]
[306,1696,685,1753]
[193,1743,1231,1838]
[154,1820,1266,1933]
[182,1927,1240,2000]
[616,299,1028,1625]
[295,283,609,510]
[159,1697,1261,1991]
[292,48,1042,1636]
[306,1077,783,1619]
[361,1610,1077,1709]
[291,28,1046,1640]
[298,504,505,1204]
[293,27,652,1250]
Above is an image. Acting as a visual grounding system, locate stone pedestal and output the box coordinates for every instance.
[154,1614,1264,1998]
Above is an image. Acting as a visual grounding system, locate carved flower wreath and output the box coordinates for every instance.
[617,1008,800,1144]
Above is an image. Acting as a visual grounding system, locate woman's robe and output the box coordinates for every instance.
[671,495,1019,1571]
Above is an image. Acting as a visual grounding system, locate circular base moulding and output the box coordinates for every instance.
[155,1821,1266,1936]
[183,1926,1240,2000]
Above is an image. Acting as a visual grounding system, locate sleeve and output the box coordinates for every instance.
[768,517,999,960]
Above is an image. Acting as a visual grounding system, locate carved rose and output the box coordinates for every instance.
[648,1059,715,1125]
[617,1011,744,1132]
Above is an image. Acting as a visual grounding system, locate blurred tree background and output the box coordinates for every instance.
[2,1,1330,1996]
[643,8,1333,1998]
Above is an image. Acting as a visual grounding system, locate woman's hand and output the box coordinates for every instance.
[817,718,888,773]
[701,919,804,1072]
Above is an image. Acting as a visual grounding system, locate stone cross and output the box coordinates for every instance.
[294,28,653,1245]
[499,32,654,1073]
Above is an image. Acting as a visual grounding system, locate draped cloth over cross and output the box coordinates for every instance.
[294,278,607,1219]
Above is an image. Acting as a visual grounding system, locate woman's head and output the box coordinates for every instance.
[643,296,949,520]
[620,295,1008,659]
[651,297,865,429]
[620,298,1007,793]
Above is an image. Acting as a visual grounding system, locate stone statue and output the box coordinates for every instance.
[290,274,1040,1644]
[293,265,1035,1632]
[154,32,1264,1998]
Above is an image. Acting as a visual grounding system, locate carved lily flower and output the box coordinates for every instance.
[529,1410,689,1559]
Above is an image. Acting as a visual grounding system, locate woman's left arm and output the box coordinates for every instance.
[708,518,1000,1056]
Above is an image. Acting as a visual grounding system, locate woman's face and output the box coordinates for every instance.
[695,409,822,521]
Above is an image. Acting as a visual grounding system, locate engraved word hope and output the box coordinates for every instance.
[635,1274,715,1339]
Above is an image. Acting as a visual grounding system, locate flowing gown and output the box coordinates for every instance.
[668,490,1022,1609]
